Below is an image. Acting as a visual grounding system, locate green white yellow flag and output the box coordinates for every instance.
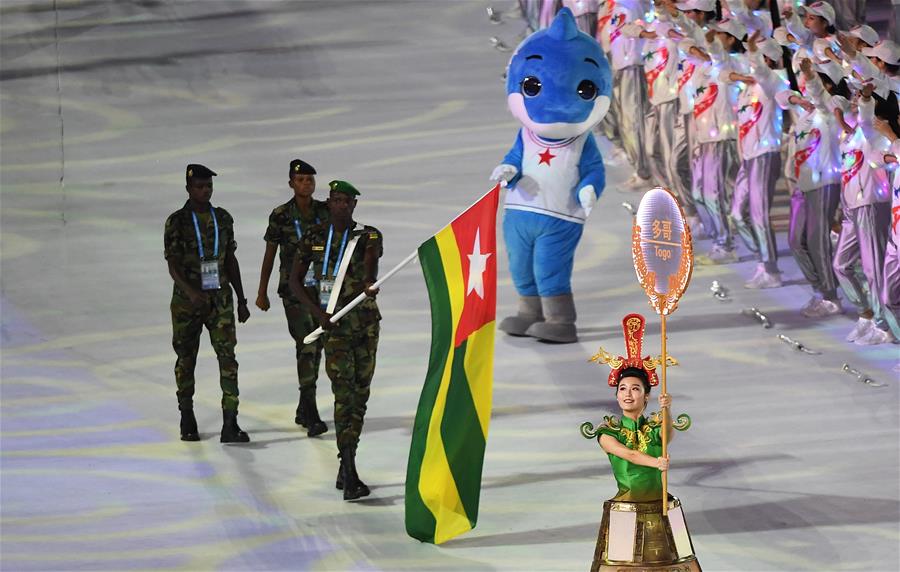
[405,186,500,544]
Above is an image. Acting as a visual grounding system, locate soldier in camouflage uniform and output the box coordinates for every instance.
[164,164,251,444]
[256,159,330,436]
[290,180,382,501]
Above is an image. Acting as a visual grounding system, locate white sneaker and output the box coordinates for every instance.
[743,264,763,288]
[800,296,822,315]
[624,174,652,191]
[707,245,738,264]
[854,326,897,345]
[803,298,842,318]
[846,318,874,342]
[745,268,783,289]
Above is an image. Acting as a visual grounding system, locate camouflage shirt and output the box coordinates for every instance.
[295,221,383,331]
[263,197,329,298]
[164,201,237,296]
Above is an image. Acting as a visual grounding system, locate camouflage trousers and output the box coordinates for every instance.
[324,322,379,452]
[171,288,239,411]
[282,296,323,395]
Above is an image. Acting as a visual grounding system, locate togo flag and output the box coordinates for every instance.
[405,185,500,544]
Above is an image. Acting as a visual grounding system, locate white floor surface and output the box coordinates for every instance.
[1,1,898,570]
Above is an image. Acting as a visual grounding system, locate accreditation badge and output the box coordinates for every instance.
[303,266,318,288]
[319,279,335,309]
[200,259,221,290]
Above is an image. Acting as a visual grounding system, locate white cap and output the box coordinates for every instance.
[814,60,845,85]
[846,75,864,92]
[848,25,880,48]
[711,17,748,40]
[772,26,794,47]
[799,1,836,26]
[862,40,900,66]
[675,0,715,12]
[756,37,784,62]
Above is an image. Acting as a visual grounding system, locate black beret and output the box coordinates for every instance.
[186,164,217,180]
[290,159,317,176]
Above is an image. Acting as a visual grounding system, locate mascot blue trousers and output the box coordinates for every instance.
[504,210,583,297]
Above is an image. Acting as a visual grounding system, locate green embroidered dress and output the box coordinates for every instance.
[598,414,664,502]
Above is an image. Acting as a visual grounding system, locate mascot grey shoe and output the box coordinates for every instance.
[525,294,577,343]
[499,295,544,336]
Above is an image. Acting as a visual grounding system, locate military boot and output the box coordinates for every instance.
[335,464,343,490]
[339,447,370,501]
[294,393,307,427]
[220,409,250,443]
[302,394,328,438]
[179,402,200,442]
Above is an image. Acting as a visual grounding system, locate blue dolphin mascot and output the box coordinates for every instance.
[491,8,612,343]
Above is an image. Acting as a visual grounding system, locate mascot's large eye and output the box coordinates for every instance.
[522,76,542,97]
[577,80,597,100]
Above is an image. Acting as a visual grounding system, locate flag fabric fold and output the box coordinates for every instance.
[405,185,500,544]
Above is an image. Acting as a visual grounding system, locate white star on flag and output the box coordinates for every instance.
[466,228,491,299]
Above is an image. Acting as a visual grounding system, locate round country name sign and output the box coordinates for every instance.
[632,187,694,316]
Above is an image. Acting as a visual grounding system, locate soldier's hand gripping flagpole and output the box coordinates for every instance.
[303,250,419,345]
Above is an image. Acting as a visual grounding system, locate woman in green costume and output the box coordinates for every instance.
[599,367,672,503]
[583,313,699,572]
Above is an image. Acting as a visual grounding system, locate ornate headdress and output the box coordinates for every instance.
[590,313,676,387]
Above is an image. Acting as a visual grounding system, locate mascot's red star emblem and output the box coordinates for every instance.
[538,148,556,166]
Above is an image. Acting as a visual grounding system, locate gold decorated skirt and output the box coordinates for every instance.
[591,496,700,572]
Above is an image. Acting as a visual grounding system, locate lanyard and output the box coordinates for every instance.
[322,224,349,279]
[191,209,219,259]
[293,216,320,240]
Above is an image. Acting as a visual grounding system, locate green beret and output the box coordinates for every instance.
[328,180,360,197]
[186,163,216,180]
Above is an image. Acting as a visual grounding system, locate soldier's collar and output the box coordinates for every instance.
[183,199,214,213]
[331,220,357,233]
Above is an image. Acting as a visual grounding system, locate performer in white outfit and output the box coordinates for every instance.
[595,0,622,148]
[779,59,846,317]
[606,0,653,188]
[780,1,836,96]
[680,15,744,263]
[729,32,789,288]
[626,11,683,195]
[666,0,719,236]
[831,87,896,345]
[878,131,900,343]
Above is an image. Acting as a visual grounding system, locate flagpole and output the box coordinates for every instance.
[303,250,418,344]
[303,184,501,345]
